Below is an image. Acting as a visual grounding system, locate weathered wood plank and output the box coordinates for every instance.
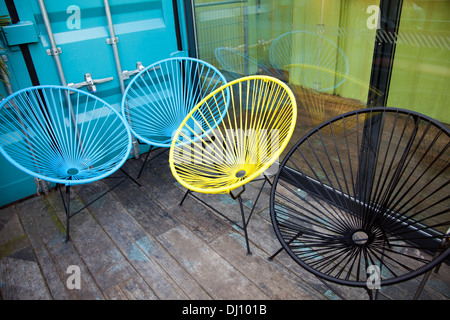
[16,195,104,299]
[101,169,179,238]
[75,181,209,300]
[421,268,450,299]
[0,205,28,253]
[7,204,68,299]
[123,157,231,244]
[44,186,137,293]
[103,284,128,300]
[157,224,269,300]
[210,231,325,300]
[0,256,51,300]
[119,274,159,300]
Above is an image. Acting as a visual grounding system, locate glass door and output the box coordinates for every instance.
[190,0,449,249]
[192,0,383,147]
[387,0,450,125]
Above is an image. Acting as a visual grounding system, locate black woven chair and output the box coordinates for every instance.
[270,107,449,299]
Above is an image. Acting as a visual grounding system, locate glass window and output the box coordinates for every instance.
[192,0,449,124]
[387,0,450,124]
[190,0,449,256]
[192,0,388,149]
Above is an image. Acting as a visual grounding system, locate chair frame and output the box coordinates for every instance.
[269,106,449,298]
[170,75,297,254]
[0,85,133,241]
[122,56,228,178]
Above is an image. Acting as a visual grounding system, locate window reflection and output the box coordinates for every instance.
[387,0,450,124]
[192,0,449,130]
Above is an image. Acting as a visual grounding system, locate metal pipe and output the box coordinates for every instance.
[37,0,83,152]
[38,0,67,86]
[103,0,125,94]
[103,0,140,158]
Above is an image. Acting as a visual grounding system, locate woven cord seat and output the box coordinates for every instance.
[270,107,449,298]
[0,86,132,241]
[170,75,297,254]
[122,57,227,178]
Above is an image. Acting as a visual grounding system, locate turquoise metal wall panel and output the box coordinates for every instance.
[22,0,181,105]
[2,21,39,46]
[0,0,188,206]
[0,157,38,206]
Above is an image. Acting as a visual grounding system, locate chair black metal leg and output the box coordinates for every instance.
[179,189,253,254]
[263,174,273,187]
[413,228,450,300]
[237,195,252,256]
[120,168,141,187]
[179,190,191,206]
[138,145,153,179]
[268,231,302,260]
[178,176,272,255]
[268,247,284,261]
[59,168,135,243]
[65,185,71,242]
[137,146,170,179]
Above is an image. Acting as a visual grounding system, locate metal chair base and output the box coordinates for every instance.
[137,145,169,179]
[59,168,141,242]
[179,175,272,255]
[269,107,450,299]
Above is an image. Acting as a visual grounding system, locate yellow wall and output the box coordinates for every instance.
[387,0,450,123]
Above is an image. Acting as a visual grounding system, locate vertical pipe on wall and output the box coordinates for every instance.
[103,0,140,159]
[38,0,83,156]
[103,0,125,94]
[38,0,67,86]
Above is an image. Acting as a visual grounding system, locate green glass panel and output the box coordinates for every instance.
[387,0,450,124]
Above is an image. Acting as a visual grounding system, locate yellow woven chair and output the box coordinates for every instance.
[170,75,297,254]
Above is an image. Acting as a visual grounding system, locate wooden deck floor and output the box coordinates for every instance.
[0,150,449,301]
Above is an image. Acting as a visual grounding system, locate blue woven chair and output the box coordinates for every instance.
[122,57,228,177]
[0,85,132,241]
